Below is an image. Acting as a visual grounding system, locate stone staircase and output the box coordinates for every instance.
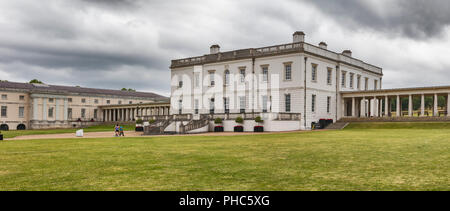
[143,116,173,135]
[325,122,349,130]
[179,117,209,134]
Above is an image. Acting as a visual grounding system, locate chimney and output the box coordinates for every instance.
[342,50,352,57]
[210,44,220,54]
[293,31,305,43]
[319,42,327,49]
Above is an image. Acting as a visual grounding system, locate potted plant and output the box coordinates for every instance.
[234,116,244,132]
[135,118,144,131]
[214,118,224,132]
[254,116,264,132]
[149,119,156,124]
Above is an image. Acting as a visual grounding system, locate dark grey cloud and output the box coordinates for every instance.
[305,0,450,39]
[0,0,449,96]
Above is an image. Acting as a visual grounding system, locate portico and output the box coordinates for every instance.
[99,102,171,122]
[341,86,450,119]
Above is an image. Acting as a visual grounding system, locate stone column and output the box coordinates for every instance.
[33,97,39,120]
[408,94,413,116]
[421,94,425,117]
[351,97,356,117]
[361,97,366,117]
[384,96,389,117]
[434,93,438,116]
[63,98,68,121]
[42,97,47,120]
[55,98,60,120]
[373,96,377,117]
[396,95,400,117]
[447,93,450,117]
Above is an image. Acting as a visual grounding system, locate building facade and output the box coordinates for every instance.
[170,31,383,130]
[0,81,167,130]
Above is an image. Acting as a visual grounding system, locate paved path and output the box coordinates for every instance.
[6,130,316,141]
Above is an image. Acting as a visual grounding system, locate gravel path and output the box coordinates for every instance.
[6,130,313,140]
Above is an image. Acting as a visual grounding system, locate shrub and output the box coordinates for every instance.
[136,119,143,124]
[214,118,223,124]
[255,116,263,123]
[149,119,156,124]
[235,116,244,124]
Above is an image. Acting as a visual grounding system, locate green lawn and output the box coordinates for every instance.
[0,124,136,139]
[0,122,449,191]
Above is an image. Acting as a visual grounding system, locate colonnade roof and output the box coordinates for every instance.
[99,101,170,109]
[341,85,450,97]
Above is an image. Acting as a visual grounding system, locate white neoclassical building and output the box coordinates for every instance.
[170,31,384,130]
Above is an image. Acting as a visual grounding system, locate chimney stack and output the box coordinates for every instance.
[293,31,305,43]
[210,44,220,54]
[342,50,352,57]
[319,42,327,49]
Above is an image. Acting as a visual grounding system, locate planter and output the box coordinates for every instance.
[254,126,264,132]
[234,125,244,132]
[135,126,144,132]
[214,126,224,132]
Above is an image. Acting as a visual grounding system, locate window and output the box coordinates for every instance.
[341,71,346,87]
[327,96,331,113]
[48,107,53,118]
[68,98,72,103]
[224,97,229,113]
[49,98,54,103]
[224,70,230,85]
[240,69,246,83]
[19,107,24,118]
[262,95,268,113]
[81,98,86,103]
[209,72,215,86]
[81,109,86,118]
[349,73,354,88]
[239,96,246,113]
[118,100,122,105]
[94,99,99,104]
[327,68,332,85]
[178,75,183,88]
[262,66,268,82]
[311,64,317,81]
[68,108,72,119]
[284,64,292,80]
[365,77,369,90]
[1,106,6,117]
[48,107,54,118]
[312,95,316,112]
[357,75,361,89]
[374,80,378,90]
[285,94,291,112]
[194,73,200,88]
[194,99,199,114]
[129,101,133,104]
[19,95,25,100]
[209,98,215,114]
[178,100,182,114]
[94,109,98,119]
[106,100,110,104]
[1,94,7,100]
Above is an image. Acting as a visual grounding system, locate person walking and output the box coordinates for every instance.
[119,125,124,137]
[114,124,120,137]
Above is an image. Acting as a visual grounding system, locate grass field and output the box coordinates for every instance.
[0,124,135,139]
[0,122,449,191]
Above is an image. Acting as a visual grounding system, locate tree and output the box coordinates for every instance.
[121,88,136,92]
[29,79,43,84]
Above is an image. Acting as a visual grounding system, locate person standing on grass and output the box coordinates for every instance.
[114,124,120,137]
[119,125,124,137]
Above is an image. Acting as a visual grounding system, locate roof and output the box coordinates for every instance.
[0,81,168,99]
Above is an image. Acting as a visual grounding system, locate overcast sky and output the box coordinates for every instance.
[1,0,450,96]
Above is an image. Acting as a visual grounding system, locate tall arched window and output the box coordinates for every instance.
[224,70,230,85]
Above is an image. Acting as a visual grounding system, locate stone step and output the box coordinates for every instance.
[325,122,349,130]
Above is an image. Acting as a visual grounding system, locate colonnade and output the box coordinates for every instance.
[343,93,450,118]
[102,105,170,122]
